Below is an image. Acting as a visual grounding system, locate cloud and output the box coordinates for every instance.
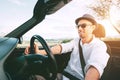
[8,0,25,6]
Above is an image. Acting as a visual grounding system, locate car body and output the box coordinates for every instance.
[0,0,120,80]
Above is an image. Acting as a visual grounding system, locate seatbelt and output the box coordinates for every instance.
[62,71,81,80]
[78,39,86,77]
[62,39,85,80]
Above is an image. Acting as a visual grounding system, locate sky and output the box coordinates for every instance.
[0,0,119,40]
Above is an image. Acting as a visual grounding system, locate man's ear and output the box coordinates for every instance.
[93,25,96,30]
[92,25,96,34]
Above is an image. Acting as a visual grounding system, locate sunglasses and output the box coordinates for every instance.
[76,23,92,28]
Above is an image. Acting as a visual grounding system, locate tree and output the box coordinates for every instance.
[89,0,111,19]
[89,0,120,33]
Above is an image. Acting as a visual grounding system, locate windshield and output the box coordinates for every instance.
[0,0,37,37]
[0,0,120,41]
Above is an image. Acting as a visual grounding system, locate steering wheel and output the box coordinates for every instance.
[29,35,58,80]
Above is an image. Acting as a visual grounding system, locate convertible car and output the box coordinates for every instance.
[0,0,120,80]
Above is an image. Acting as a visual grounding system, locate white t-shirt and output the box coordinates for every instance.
[61,37,110,80]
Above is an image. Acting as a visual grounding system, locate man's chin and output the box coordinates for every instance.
[79,35,84,39]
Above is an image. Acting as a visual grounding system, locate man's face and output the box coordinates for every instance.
[76,19,95,39]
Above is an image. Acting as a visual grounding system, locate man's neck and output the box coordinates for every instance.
[81,34,94,44]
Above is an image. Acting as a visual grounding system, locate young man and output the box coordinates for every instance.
[25,14,110,80]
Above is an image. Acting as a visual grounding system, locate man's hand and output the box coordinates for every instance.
[24,43,39,55]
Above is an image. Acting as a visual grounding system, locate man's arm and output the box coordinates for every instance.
[85,66,100,80]
[24,43,62,55]
[37,44,62,55]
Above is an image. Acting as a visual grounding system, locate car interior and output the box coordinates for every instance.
[2,21,120,80]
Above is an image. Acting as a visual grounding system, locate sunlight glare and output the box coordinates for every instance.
[99,19,119,37]
[110,5,120,31]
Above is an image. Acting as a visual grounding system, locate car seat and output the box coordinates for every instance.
[93,23,112,55]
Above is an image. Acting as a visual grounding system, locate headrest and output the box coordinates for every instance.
[93,23,106,38]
